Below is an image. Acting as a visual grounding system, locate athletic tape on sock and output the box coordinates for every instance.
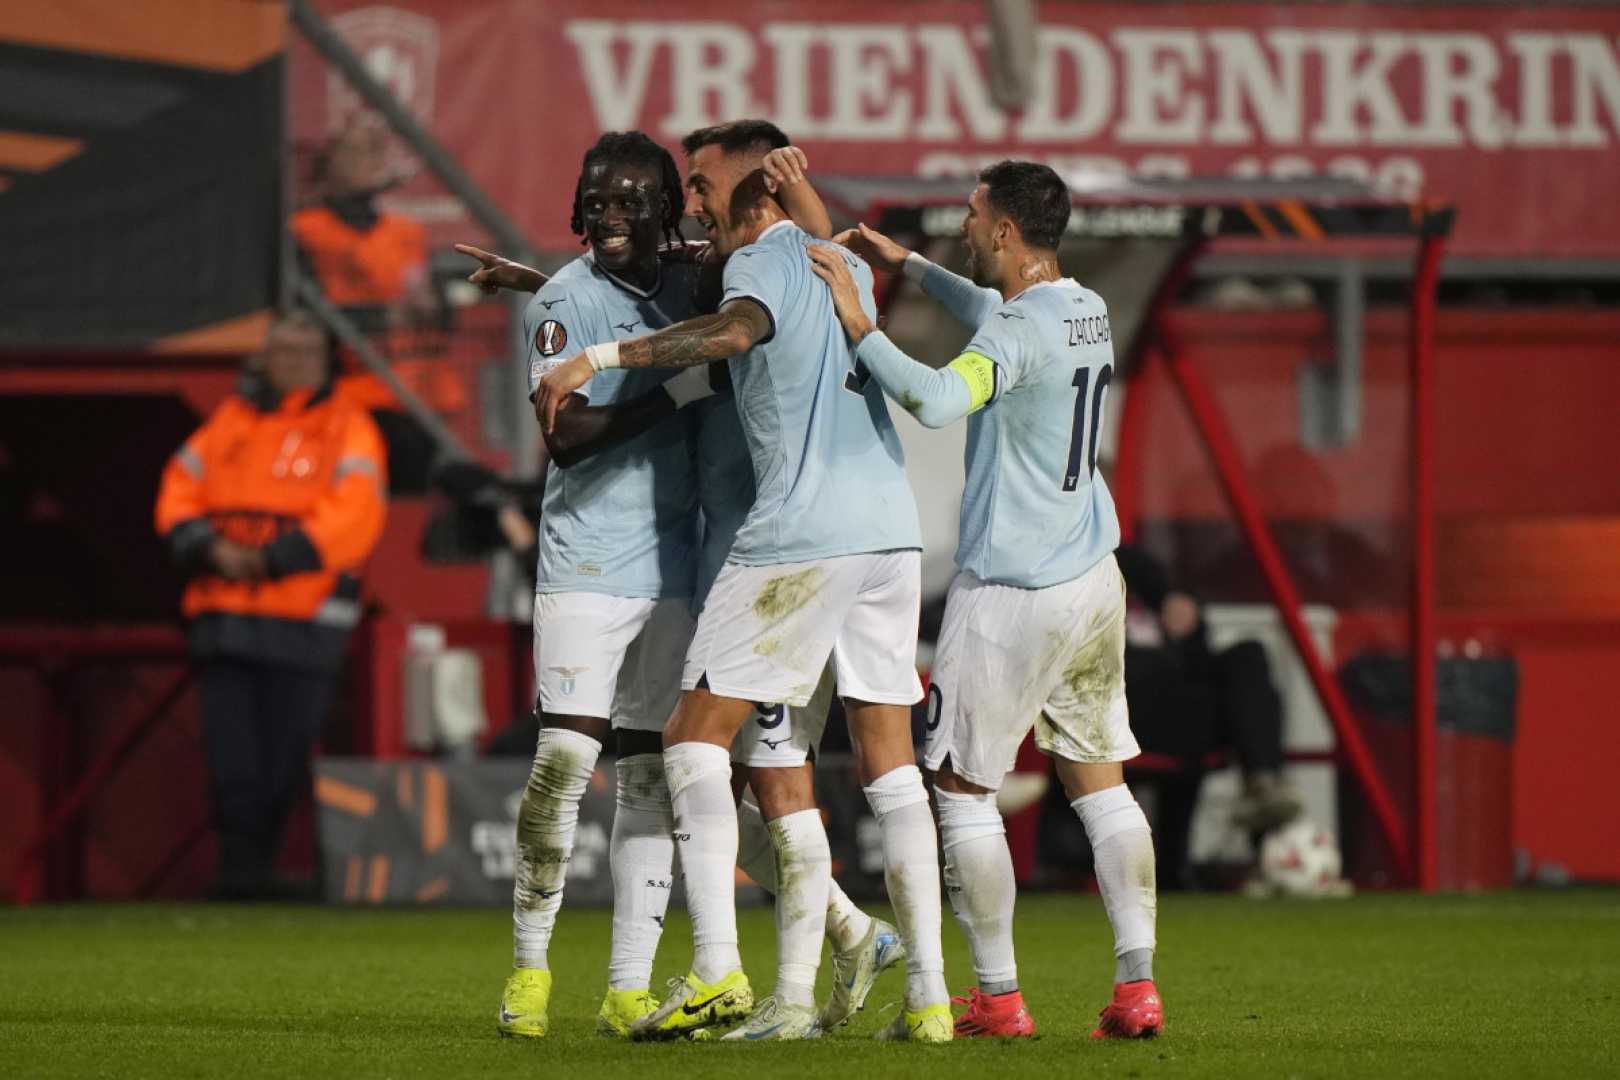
[615,754,669,814]
[863,764,928,818]
[1072,784,1151,849]
[933,787,1006,849]
[663,741,731,799]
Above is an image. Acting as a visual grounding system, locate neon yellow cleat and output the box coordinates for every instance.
[596,988,660,1037]
[629,970,753,1040]
[497,968,551,1038]
[874,1002,954,1043]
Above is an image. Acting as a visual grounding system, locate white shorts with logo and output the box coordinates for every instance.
[922,554,1139,791]
[533,592,694,732]
[731,662,837,768]
[683,550,923,709]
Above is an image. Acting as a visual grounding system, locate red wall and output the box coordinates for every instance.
[1132,305,1620,882]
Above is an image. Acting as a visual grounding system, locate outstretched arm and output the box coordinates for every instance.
[534,299,769,431]
[835,223,1000,328]
[807,243,987,429]
[454,243,547,294]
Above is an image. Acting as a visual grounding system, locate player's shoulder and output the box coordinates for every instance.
[738,219,824,266]
[1050,277,1107,316]
[528,259,599,317]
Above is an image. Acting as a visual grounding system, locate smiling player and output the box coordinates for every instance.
[537,121,951,1044]
[497,131,704,1041]
[807,161,1164,1041]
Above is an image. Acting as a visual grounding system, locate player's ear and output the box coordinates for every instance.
[993,216,1013,252]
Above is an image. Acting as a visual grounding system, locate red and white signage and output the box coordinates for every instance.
[295,2,1620,258]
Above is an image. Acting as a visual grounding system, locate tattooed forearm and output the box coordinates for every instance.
[618,300,770,369]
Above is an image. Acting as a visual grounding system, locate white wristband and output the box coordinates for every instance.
[901,251,933,283]
[663,365,717,409]
[586,340,621,372]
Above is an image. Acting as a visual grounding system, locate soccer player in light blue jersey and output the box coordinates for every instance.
[538,121,951,1043]
[495,132,707,1042]
[466,134,903,1041]
[807,161,1164,1041]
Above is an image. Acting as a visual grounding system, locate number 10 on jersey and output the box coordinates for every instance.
[1064,363,1113,492]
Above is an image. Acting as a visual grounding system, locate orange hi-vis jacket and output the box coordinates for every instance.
[291,204,466,413]
[290,205,425,307]
[154,381,387,670]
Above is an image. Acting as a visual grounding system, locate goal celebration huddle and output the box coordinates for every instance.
[461,117,1162,1044]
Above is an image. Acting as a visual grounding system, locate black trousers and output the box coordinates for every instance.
[1125,639,1284,887]
[1126,639,1284,774]
[195,658,336,896]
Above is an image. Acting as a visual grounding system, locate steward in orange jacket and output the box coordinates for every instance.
[155,316,388,671]
[154,310,387,898]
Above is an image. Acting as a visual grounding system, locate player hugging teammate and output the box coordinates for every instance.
[474,125,1163,1044]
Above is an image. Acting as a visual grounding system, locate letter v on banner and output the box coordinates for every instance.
[565,21,662,131]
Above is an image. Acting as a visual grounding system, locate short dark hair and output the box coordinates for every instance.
[569,131,685,247]
[977,160,1071,251]
[680,119,790,159]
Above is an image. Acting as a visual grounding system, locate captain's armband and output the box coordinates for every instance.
[946,351,998,413]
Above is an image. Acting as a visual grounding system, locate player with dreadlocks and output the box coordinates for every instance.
[491,130,897,1041]
[494,129,709,1041]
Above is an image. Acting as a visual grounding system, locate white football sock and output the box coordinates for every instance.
[863,765,947,1010]
[768,808,831,1008]
[664,741,740,983]
[824,879,873,954]
[736,794,776,890]
[935,786,1018,994]
[512,727,601,969]
[1073,784,1157,982]
[739,794,872,953]
[607,754,674,991]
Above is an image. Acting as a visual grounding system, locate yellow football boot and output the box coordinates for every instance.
[629,970,753,1040]
[596,988,660,1037]
[497,968,551,1038]
[875,1001,954,1043]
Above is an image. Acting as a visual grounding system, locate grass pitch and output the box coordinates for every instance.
[3,891,1617,1078]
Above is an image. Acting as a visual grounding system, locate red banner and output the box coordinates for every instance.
[294,2,1620,259]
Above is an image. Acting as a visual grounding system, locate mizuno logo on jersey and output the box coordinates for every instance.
[615,321,639,333]
[539,297,567,310]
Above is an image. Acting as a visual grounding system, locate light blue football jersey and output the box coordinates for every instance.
[955,277,1121,589]
[524,254,701,598]
[719,220,921,564]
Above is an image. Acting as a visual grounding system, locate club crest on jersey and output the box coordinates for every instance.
[548,665,586,695]
[536,320,568,357]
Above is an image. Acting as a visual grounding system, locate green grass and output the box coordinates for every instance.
[3,892,1618,1078]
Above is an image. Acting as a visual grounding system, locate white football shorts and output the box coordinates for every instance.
[683,550,923,709]
[533,592,694,732]
[731,662,837,768]
[922,554,1139,790]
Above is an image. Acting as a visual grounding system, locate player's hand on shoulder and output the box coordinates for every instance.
[453,243,546,294]
[807,243,875,343]
[839,223,911,274]
[762,146,810,190]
